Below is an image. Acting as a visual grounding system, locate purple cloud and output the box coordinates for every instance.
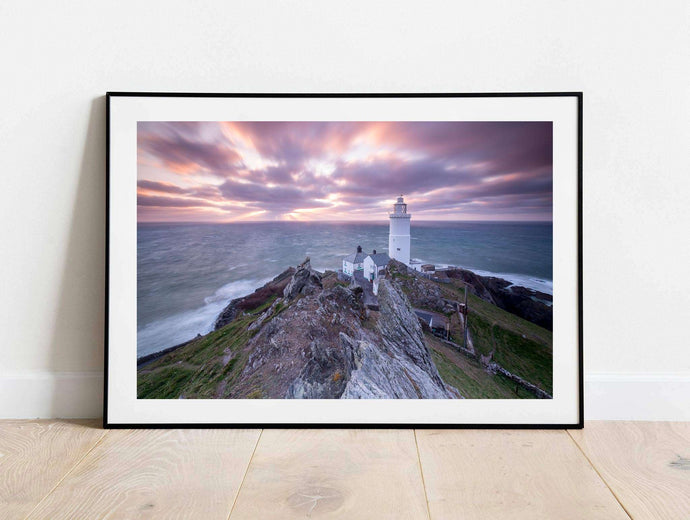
[137,121,553,221]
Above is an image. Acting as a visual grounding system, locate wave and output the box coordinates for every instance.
[471,269,553,295]
[137,277,272,358]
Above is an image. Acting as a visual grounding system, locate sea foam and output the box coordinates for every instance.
[137,277,272,358]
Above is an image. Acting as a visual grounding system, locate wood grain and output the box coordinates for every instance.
[0,419,104,519]
[570,421,690,519]
[416,429,629,520]
[229,429,429,519]
[26,428,261,520]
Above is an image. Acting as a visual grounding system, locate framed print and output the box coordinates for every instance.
[105,92,582,428]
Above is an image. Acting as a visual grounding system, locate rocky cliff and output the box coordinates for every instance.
[138,258,458,399]
[236,259,457,399]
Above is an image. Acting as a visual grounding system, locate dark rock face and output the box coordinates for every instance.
[489,284,553,331]
[443,268,553,331]
[387,260,457,315]
[285,336,353,399]
[442,268,499,305]
[283,258,323,299]
[214,300,241,331]
[227,278,366,398]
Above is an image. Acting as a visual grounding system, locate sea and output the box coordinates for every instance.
[137,221,552,357]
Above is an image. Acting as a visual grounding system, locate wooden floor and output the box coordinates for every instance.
[0,422,688,519]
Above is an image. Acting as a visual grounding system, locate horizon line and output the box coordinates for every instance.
[137,218,553,224]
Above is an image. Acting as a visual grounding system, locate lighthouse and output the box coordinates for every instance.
[389,195,411,265]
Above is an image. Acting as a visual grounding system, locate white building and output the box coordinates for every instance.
[363,250,390,282]
[342,245,366,276]
[364,249,390,296]
[389,195,411,265]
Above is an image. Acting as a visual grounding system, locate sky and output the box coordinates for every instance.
[137,121,553,222]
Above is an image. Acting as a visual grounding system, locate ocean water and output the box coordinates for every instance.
[137,221,552,357]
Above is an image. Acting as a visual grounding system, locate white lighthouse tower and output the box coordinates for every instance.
[389,195,411,265]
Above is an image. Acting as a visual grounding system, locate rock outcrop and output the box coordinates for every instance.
[341,280,458,399]
[391,260,553,331]
[214,267,295,330]
[219,259,457,399]
[282,258,323,299]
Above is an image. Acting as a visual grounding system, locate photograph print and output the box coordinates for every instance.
[136,120,555,401]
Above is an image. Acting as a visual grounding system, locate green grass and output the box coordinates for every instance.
[136,365,197,399]
[491,327,553,395]
[137,303,283,399]
[465,313,495,357]
[427,334,530,399]
[441,280,552,346]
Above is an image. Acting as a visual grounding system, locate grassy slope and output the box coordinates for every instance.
[445,280,552,395]
[462,288,553,395]
[137,295,278,399]
[137,271,341,399]
[426,333,528,399]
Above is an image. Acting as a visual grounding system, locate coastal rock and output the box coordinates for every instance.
[214,267,295,330]
[342,279,456,399]
[445,268,553,330]
[283,258,323,300]
[214,298,241,330]
[287,279,457,400]
[393,261,553,331]
[223,260,455,399]
[387,260,451,314]
[442,268,498,305]
[285,337,353,399]
[489,284,553,331]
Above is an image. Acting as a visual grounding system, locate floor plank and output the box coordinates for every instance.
[26,428,261,520]
[0,419,104,519]
[416,429,629,520]
[570,421,690,520]
[229,429,429,519]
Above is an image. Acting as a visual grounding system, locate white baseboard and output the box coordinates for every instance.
[0,371,688,420]
[585,373,690,421]
[0,371,103,419]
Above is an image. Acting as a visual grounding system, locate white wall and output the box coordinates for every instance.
[1,0,688,419]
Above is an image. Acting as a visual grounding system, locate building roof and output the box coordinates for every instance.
[344,252,366,264]
[414,309,447,330]
[366,253,390,267]
[429,315,447,329]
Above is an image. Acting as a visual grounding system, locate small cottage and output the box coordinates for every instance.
[363,250,390,282]
[342,245,366,276]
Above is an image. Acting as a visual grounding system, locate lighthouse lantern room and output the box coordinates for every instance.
[388,195,411,265]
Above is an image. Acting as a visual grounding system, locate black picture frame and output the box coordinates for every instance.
[105,92,583,429]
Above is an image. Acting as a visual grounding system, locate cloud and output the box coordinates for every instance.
[138,122,242,176]
[137,195,217,208]
[138,121,553,221]
[137,180,187,195]
[218,180,330,213]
